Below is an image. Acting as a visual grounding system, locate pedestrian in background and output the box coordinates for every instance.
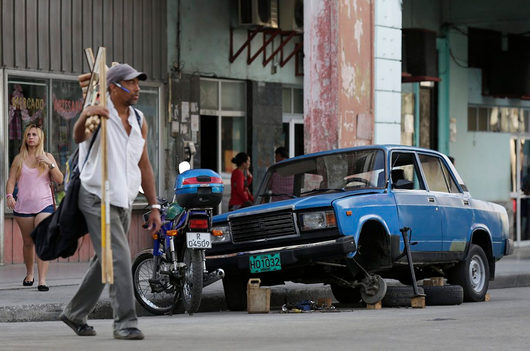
[5,124,63,292]
[269,146,293,202]
[59,64,161,340]
[274,146,289,163]
[229,152,253,211]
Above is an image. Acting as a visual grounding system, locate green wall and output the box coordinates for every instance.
[170,0,302,85]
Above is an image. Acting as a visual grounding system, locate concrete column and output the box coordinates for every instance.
[304,0,375,154]
[373,0,402,144]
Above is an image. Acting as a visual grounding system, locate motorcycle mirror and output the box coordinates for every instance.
[179,161,191,174]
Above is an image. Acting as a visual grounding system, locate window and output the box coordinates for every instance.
[257,149,385,203]
[468,104,528,133]
[418,154,459,193]
[200,78,246,174]
[8,78,49,167]
[282,87,304,157]
[136,85,161,188]
[6,74,161,203]
[391,152,425,190]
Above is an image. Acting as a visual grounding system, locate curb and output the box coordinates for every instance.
[1,274,529,323]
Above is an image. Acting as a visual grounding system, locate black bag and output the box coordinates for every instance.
[31,127,100,260]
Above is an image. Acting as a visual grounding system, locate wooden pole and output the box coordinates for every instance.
[99,48,113,284]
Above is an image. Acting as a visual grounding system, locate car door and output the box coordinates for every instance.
[391,151,444,259]
[417,153,472,258]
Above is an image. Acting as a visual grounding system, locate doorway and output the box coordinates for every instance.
[510,137,530,244]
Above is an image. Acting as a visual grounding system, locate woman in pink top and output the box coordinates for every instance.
[5,124,63,291]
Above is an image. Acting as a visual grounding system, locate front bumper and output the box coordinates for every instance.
[206,236,356,272]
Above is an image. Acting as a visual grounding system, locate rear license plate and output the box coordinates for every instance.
[249,253,281,273]
[186,232,212,249]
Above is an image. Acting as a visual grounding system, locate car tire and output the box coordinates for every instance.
[222,277,247,311]
[448,244,490,302]
[422,285,464,306]
[330,283,362,304]
[382,285,425,307]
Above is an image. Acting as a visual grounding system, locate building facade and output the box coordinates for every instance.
[3,0,530,265]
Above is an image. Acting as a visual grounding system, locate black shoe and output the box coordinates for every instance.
[23,277,34,286]
[37,285,49,292]
[113,328,144,340]
[60,314,96,336]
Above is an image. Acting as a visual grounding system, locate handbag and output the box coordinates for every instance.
[31,127,100,260]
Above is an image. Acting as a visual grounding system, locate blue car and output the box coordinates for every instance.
[207,145,513,310]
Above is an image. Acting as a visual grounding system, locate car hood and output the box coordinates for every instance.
[213,188,383,223]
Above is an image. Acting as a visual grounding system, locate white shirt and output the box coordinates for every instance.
[79,95,145,209]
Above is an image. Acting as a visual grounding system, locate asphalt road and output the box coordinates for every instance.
[1,286,529,351]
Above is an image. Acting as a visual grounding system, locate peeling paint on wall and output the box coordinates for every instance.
[305,0,373,153]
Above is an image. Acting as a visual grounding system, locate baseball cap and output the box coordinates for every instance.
[106,64,147,86]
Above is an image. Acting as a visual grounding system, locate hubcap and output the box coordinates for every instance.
[469,254,486,293]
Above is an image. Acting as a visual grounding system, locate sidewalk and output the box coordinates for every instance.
[1,246,530,322]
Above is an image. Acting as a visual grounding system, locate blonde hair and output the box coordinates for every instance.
[13,124,47,178]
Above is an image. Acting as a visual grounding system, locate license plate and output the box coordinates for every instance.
[249,253,281,273]
[186,232,212,249]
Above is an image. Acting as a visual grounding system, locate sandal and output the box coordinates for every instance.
[37,285,49,292]
[23,277,34,286]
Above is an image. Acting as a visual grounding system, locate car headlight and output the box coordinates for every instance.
[298,210,337,231]
[211,224,232,244]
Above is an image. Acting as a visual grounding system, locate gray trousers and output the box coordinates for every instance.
[62,185,137,331]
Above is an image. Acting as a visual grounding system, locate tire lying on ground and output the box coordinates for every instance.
[422,284,464,306]
[382,285,425,307]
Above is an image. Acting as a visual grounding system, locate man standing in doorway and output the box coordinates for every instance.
[60,64,161,340]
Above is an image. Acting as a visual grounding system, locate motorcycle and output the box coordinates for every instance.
[132,161,225,315]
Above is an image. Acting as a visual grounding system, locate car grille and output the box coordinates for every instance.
[229,210,298,243]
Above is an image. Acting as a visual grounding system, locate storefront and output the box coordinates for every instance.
[1,69,164,264]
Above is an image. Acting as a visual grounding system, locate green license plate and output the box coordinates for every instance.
[249,253,281,273]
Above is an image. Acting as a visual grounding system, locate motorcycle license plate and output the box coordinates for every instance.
[186,232,212,249]
[249,253,281,273]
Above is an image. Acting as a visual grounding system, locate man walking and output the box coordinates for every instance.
[60,64,162,340]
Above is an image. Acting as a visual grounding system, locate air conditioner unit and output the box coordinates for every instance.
[279,0,303,32]
[239,0,278,28]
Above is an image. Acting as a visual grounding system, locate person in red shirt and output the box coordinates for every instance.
[229,152,253,211]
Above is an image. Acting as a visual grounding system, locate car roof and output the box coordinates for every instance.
[279,144,445,163]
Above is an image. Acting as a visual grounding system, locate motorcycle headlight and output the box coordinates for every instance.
[298,210,337,231]
[211,224,232,244]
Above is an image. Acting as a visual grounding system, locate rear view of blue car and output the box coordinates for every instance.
[207,145,513,310]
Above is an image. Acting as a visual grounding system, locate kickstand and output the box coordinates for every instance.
[400,227,424,297]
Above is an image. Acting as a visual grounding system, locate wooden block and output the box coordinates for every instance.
[484,293,491,302]
[411,296,426,308]
[317,297,332,307]
[366,301,382,310]
[423,277,444,287]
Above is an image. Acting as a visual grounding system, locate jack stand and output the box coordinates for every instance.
[400,227,426,308]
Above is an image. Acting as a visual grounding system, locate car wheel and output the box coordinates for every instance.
[222,276,247,311]
[330,283,362,304]
[382,285,425,307]
[448,244,490,302]
[422,285,464,306]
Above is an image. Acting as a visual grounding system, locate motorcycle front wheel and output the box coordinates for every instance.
[132,252,176,315]
[179,248,204,314]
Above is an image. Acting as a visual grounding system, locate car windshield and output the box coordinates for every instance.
[257,149,386,203]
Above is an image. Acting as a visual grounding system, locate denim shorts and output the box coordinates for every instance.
[13,204,55,217]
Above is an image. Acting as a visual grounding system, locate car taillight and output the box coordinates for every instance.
[189,218,208,230]
[183,176,223,184]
